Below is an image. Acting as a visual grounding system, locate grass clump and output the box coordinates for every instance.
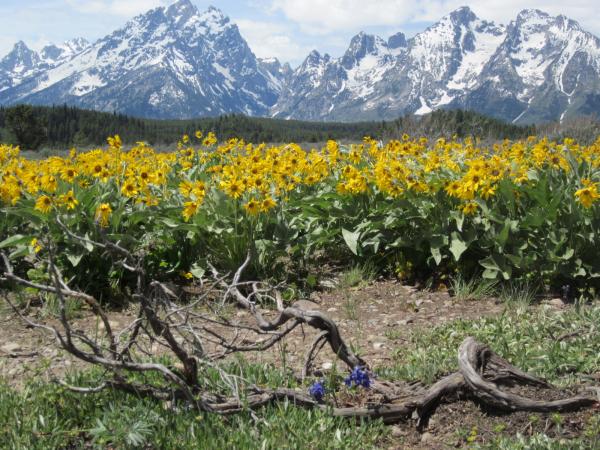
[498,280,539,307]
[381,305,600,385]
[449,275,497,301]
[474,420,600,450]
[0,361,387,450]
[338,262,378,290]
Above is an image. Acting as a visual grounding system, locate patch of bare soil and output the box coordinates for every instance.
[1,280,596,449]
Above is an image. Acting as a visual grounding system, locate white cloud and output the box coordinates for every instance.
[269,0,600,36]
[235,18,313,63]
[64,0,170,17]
[270,0,419,34]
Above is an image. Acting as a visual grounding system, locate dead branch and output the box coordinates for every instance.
[1,231,599,429]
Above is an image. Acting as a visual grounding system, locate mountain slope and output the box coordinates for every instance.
[274,7,600,124]
[1,2,600,123]
[0,0,282,119]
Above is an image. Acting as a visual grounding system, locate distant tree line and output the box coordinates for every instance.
[0,103,569,151]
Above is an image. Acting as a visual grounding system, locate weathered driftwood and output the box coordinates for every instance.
[1,243,598,427]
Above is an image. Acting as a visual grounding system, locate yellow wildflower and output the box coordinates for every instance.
[182,201,199,222]
[95,203,112,227]
[575,184,600,208]
[35,195,53,213]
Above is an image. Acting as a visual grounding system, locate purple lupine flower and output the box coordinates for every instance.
[309,380,325,401]
[344,366,371,388]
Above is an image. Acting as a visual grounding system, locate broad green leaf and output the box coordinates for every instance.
[190,264,205,279]
[429,235,447,265]
[449,232,468,262]
[67,253,84,267]
[479,255,500,271]
[482,268,499,279]
[342,228,360,255]
[0,234,31,249]
[8,245,30,260]
[560,248,574,260]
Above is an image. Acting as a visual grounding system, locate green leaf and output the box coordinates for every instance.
[8,245,30,260]
[560,248,574,260]
[496,220,511,248]
[482,268,499,279]
[161,218,181,228]
[429,235,447,266]
[66,253,84,267]
[83,233,95,252]
[0,234,31,249]
[342,228,360,255]
[449,232,468,262]
[190,264,205,279]
[450,211,464,232]
[479,255,500,271]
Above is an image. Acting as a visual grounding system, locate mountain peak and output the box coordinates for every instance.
[1,40,40,74]
[12,41,31,52]
[166,0,198,26]
[388,32,407,49]
[515,8,551,24]
[167,0,195,12]
[197,5,231,34]
[342,32,383,69]
[41,38,89,62]
[447,6,477,24]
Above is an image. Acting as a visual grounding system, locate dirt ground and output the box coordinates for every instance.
[1,279,598,449]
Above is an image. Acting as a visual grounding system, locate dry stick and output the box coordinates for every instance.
[0,349,39,358]
[458,336,598,412]
[4,243,599,424]
[301,330,329,379]
[1,252,118,355]
[213,255,365,369]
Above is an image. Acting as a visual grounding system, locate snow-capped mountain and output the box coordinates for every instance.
[0,0,285,119]
[1,2,599,123]
[0,39,90,93]
[274,7,600,123]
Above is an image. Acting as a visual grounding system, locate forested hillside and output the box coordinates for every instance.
[0,104,536,150]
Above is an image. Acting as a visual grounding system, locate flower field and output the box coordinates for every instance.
[1,133,599,299]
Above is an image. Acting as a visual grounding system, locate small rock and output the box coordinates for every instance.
[327,307,338,312]
[322,361,333,370]
[293,299,321,310]
[396,318,414,326]
[1,343,22,354]
[421,432,434,443]
[548,298,565,308]
[373,342,385,350]
[98,320,120,330]
[319,280,337,289]
[391,425,404,438]
[415,299,424,307]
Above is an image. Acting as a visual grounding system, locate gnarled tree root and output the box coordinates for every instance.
[3,249,598,430]
[200,337,599,426]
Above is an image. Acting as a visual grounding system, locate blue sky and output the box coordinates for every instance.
[1,0,599,66]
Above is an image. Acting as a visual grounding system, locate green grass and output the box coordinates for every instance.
[337,263,378,290]
[449,275,497,301]
[2,304,599,449]
[380,305,600,385]
[474,423,600,450]
[498,280,539,307]
[0,362,387,450]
